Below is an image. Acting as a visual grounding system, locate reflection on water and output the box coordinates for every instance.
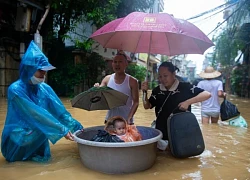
[0,94,250,180]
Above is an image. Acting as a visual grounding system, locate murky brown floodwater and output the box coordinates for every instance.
[0,93,250,180]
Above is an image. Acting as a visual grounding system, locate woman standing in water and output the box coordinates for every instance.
[197,66,226,124]
[141,61,211,141]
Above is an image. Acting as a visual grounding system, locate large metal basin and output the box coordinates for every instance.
[73,126,162,174]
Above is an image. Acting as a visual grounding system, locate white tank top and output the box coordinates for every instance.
[106,73,134,122]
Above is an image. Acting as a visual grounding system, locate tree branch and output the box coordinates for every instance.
[36,4,51,34]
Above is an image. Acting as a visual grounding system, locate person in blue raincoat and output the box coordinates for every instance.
[1,41,83,162]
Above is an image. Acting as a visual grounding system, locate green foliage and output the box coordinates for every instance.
[126,64,147,82]
[149,81,158,89]
[49,54,84,96]
[49,51,106,96]
[212,28,240,67]
[85,52,106,86]
[235,23,250,45]
[212,0,250,67]
[45,0,155,95]
[211,0,250,96]
[161,55,169,62]
[49,0,121,43]
[85,0,120,28]
[115,0,155,18]
[75,39,93,51]
[230,64,249,96]
[49,0,155,43]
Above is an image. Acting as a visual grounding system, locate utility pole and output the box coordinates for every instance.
[34,4,50,50]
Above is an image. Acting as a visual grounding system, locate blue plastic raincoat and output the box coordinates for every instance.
[1,41,83,162]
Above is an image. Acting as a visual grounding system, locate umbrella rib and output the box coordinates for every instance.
[91,12,213,58]
[164,32,171,55]
[195,38,205,54]
[103,91,110,109]
[103,32,117,48]
[133,31,143,53]
[146,31,153,81]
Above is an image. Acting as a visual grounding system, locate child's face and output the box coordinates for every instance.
[114,121,126,135]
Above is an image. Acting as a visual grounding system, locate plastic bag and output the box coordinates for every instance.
[157,139,168,151]
[229,116,248,128]
[150,120,168,150]
[220,98,240,121]
[91,130,124,142]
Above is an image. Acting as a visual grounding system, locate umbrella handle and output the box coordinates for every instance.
[91,96,101,103]
[142,91,147,103]
[143,76,148,103]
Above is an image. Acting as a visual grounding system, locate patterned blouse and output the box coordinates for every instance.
[149,80,204,140]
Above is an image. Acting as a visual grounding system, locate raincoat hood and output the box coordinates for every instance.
[19,40,56,83]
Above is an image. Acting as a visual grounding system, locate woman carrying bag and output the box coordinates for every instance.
[141,62,211,144]
[197,66,226,124]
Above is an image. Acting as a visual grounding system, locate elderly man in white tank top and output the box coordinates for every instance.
[94,50,139,125]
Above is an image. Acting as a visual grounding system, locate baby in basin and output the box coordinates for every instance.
[105,116,142,142]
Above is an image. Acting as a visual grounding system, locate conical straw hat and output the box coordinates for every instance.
[199,66,221,79]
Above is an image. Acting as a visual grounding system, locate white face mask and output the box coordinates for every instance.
[30,75,45,84]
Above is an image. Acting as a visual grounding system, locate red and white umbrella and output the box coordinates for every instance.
[90,12,214,100]
[91,12,214,57]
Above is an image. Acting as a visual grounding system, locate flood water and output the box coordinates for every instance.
[0,94,250,180]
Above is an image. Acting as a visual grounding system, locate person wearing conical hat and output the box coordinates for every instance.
[197,66,226,124]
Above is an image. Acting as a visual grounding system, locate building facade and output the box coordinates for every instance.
[0,0,46,97]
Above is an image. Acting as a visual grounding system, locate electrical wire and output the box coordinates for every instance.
[210,0,247,40]
[186,1,237,21]
[190,2,238,25]
[227,0,248,39]
[207,0,247,36]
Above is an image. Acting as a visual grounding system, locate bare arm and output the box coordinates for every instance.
[218,90,226,98]
[186,91,211,104]
[142,92,152,109]
[94,75,111,87]
[218,81,226,98]
[179,91,211,110]
[127,77,139,124]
